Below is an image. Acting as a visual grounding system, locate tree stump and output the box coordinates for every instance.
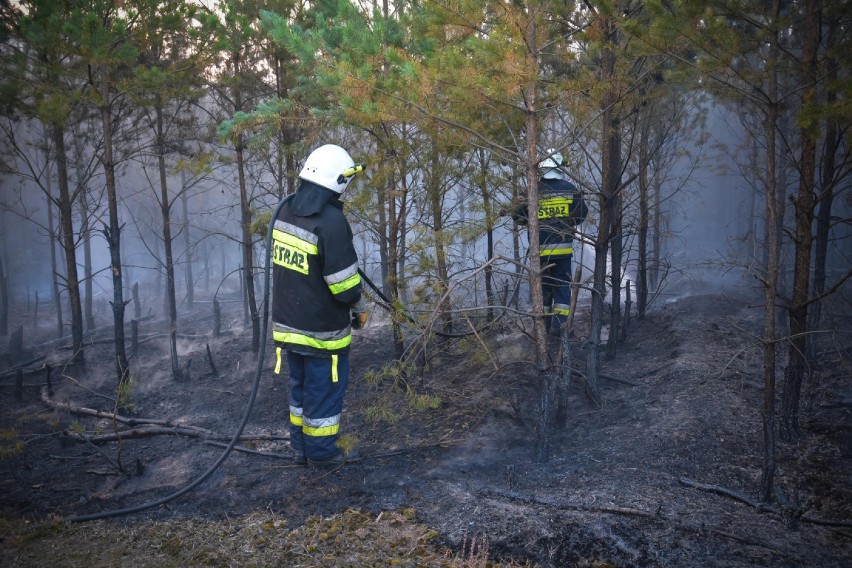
[620,279,631,343]
[8,325,23,362]
[206,343,218,376]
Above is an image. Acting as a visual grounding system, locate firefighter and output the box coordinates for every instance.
[271,144,368,466]
[510,149,588,336]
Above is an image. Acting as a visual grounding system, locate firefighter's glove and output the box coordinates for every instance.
[351,311,369,330]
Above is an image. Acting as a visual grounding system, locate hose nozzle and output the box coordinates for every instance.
[337,163,366,184]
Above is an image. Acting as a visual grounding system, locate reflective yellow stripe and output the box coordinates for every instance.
[553,306,571,315]
[272,330,351,351]
[274,346,282,374]
[329,273,361,295]
[540,247,573,256]
[303,423,339,437]
[331,354,339,383]
[271,229,318,254]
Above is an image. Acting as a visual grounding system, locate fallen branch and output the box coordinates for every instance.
[63,426,216,444]
[679,477,851,529]
[203,440,291,458]
[41,387,288,443]
[62,426,289,445]
[481,487,797,561]
[480,488,657,518]
[0,356,47,378]
[679,477,775,512]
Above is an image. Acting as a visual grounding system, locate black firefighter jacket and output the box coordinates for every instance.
[512,177,588,258]
[271,181,363,356]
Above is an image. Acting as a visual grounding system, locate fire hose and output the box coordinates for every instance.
[62,191,496,522]
[356,268,501,339]
[64,197,292,523]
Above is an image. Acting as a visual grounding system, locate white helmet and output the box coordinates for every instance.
[298,144,362,194]
[539,149,565,180]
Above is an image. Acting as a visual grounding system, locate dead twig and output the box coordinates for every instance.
[41,387,287,443]
[679,477,776,512]
[463,313,499,373]
[203,440,291,459]
[679,477,851,529]
[481,487,801,561]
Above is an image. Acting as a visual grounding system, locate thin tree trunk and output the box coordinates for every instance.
[650,164,662,290]
[387,169,405,360]
[520,9,553,465]
[780,0,819,443]
[181,174,194,309]
[237,142,259,352]
[231,52,259,352]
[760,0,781,500]
[510,171,523,309]
[805,15,838,389]
[52,123,84,365]
[71,125,95,331]
[377,175,390,297]
[606,194,623,358]
[637,116,650,317]
[428,151,452,334]
[478,148,495,321]
[44,139,64,339]
[99,82,129,383]
[588,10,619,406]
[156,103,182,380]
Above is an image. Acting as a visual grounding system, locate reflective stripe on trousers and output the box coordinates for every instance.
[542,254,573,331]
[281,350,349,461]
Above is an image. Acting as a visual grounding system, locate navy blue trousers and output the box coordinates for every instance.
[541,254,573,331]
[284,350,349,460]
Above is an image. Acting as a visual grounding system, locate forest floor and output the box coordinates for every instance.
[0,281,849,567]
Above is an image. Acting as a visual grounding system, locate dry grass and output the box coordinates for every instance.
[0,508,535,567]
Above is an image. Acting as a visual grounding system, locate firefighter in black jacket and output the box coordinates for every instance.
[511,150,588,336]
[271,144,367,466]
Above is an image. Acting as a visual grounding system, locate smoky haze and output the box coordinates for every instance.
[1,102,849,341]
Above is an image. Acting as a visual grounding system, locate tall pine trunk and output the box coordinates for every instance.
[805,15,839,389]
[760,0,781,500]
[181,187,194,309]
[521,9,554,464]
[637,114,650,317]
[780,0,820,442]
[52,123,84,365]
[100,83,129,383]
[156,104,182,380]
[428,151,452,334]
[477,148,495,321]
[72,128,95,331]
[587,10,619,406]
[44,141,64,339]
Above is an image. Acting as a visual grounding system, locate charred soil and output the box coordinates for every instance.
[0,287,850,567]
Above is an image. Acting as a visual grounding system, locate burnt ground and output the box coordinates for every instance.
[0,283,850,567]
